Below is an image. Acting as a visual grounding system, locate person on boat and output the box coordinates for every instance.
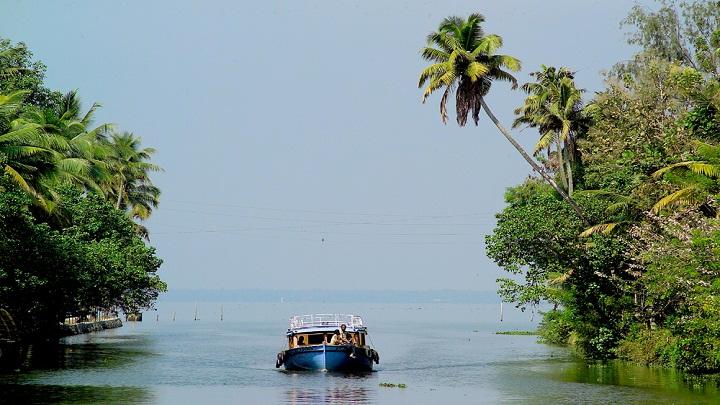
[330,329,343,345]
[340,324,353,344]
[339,324,358,359]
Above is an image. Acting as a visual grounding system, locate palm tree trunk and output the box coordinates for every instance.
[565,152,574,195]
[563,138,575,195]
[480,98,589,225]
[555,136,568,191]
[115,181,123,210]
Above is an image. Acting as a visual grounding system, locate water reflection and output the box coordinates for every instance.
[0,384,152,405]
[0,332,153,404]
[283,372,376,404]
[284,386,373,405]
[1,337,147,372]
[554,360,720,398]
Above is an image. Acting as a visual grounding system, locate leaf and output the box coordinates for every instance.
[652,186,699,213]
[579,222,619,237]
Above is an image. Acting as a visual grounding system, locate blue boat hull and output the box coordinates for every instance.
[283,345,374,372]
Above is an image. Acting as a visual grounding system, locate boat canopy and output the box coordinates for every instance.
[287,314,366,334]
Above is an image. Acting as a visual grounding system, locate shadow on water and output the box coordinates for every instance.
[0,384,152,405]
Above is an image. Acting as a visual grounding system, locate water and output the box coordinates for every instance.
[1,302,718,404]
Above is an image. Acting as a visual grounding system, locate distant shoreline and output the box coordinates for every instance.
[159,289,501,304]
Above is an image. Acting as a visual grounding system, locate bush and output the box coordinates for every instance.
[538,309,573,345]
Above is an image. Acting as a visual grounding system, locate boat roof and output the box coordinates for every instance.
[286,314,367,334]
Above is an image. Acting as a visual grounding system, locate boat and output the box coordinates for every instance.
[275,314,379,372]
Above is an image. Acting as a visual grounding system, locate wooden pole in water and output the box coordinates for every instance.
[500,302,504,322]
[194,303,198,321]
[220,304,224,322]
[172,311,176,322]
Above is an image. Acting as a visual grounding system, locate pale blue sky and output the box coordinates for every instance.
[1,1,645,291]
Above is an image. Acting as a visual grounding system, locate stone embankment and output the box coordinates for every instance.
[60,318,123,336]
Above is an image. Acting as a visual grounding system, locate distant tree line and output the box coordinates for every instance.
[0,38,165,341]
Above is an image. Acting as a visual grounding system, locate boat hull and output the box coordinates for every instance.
[283,344,374,372]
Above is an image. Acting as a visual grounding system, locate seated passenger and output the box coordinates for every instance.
[296,336,305,346]
[340,324,353,345]
[330,329,343,345]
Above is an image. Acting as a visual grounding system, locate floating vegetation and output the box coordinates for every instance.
[379,382,407,388]
[495,330,538,335]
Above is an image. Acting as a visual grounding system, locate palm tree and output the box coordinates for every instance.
[103,132,162,221]
[513,65,586,194]
[15,90,111,200]
[651,141,720,215]
[418,14,588,223]
[0,90,59,209]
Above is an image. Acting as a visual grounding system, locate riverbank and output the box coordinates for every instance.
[60,318,122,337]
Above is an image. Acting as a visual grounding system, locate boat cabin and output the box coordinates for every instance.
[286,314,368,349]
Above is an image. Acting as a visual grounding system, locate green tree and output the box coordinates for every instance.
[103,132,161,221]
[17,90,112,198]
[513,65,587,194]
[418,13,588,223]
[621,0,720,78]
[0,90,59,208]
[0,39,59,108]
[0,182,165,340]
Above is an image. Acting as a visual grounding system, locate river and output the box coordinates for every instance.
[0,302,718,404]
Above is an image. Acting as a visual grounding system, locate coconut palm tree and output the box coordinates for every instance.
[513,65,587,194]
[102,132,162,220]
[0,90,59,208]
[418,14,588,223]
[15,90,111,200]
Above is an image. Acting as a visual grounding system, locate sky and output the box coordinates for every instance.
[0,0,648,292]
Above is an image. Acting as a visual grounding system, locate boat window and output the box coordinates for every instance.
[307,333,325,345]
[295,335,306,346]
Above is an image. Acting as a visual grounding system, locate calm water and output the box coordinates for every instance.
[1,302,718,404]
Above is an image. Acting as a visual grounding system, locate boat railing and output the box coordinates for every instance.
[289,314,364,329]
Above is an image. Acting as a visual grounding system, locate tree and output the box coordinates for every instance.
[103,132,162,221]
[0,39,59,108]
[621,0,720,78]
[0,90,59,209]
[0,182,165,340]
[17,90,112,198]
[513,65,587,194]
[418,13,588,223]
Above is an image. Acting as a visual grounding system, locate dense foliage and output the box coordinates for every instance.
[450,1,720,373]
[0,39,165,340]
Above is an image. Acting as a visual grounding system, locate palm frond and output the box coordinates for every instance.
[652,186,700,213]
[579,222,620,237]
[465,61,489,82]
[533,131,555,154]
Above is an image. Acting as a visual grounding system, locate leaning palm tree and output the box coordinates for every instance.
[102,132,162,220]
[513,65,586,194]
[418,14,587,223]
